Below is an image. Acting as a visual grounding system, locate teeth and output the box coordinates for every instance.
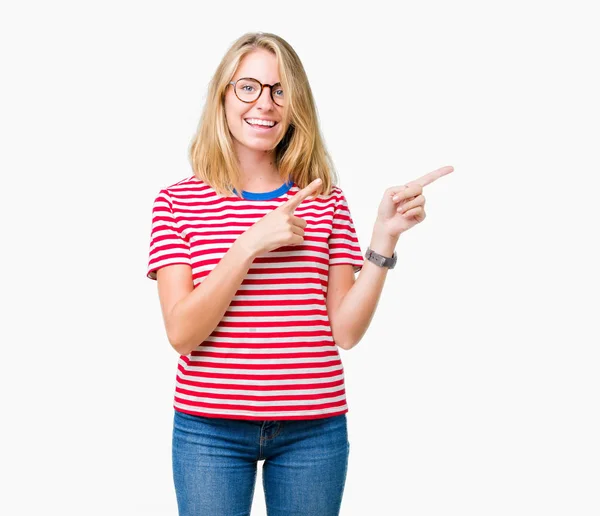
[246,118,275,127]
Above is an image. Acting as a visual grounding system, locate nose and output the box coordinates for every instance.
[255,85,275,109]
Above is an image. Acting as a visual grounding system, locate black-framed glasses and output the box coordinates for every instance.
[229,77,286,107]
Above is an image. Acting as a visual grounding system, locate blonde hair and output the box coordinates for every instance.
[188,31,339,198]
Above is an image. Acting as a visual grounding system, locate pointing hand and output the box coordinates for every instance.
[376,166,454,237]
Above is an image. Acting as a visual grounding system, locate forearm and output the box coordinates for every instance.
[169,239,257,355]
[334,227,399,350]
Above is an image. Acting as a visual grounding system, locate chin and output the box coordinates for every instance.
[243,140,278,152]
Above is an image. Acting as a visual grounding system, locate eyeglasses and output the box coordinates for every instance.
[229,77,286,107]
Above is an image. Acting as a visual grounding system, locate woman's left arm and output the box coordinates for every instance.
[330,165,454,350]
[329,227,398,350]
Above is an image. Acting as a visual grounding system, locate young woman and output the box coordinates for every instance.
[146,31,452,516]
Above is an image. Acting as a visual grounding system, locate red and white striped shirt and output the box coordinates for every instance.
[146,175,364,420]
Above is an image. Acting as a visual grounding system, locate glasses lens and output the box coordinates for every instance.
[271,83,285,106]
[235,79,285,106]
[235,78,261,102]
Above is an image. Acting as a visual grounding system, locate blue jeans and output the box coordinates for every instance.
[172,410,350,515]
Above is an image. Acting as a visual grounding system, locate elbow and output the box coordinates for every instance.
[337,331,363,351]
[167,331,187,355]
[169,330,202,356]
[332,322,356,351]
[167,325,203,356]
[336,336,357,351]
[165,319,182,354]
[166,321,191,356]
[166,306,194,355]
[338,340,357,351]
[169,337,188,356]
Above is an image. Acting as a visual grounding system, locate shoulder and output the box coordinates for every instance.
[153,176,206,201]
[323,184,354,210]
[317,183,345,204]
[328,183,344,196]
[160,175,202,195]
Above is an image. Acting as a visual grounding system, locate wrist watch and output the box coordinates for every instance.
[365,247,397,269]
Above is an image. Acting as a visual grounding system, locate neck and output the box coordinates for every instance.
[235,145,283,190]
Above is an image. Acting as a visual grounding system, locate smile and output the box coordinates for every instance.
[244,118,278,131]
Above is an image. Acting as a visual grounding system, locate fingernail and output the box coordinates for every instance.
[315,178,322,183]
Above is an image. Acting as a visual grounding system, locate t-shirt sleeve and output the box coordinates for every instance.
[146,189,192,280]
[328,189,365,273]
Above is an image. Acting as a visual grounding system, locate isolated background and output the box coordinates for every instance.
[1,0,598,514]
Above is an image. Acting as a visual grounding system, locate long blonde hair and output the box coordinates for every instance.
[188,32,339,198]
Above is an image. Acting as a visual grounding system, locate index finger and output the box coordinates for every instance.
[409,165,454,188]
[282,178,322,211]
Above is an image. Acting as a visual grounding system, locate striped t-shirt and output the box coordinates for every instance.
[146,175,364,420]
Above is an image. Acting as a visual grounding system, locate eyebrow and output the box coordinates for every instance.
[234,76,282,83]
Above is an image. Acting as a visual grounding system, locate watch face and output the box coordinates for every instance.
[367,249,385,266]
[366,248,396,268]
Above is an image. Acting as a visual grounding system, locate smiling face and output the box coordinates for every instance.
[224,49,285,155]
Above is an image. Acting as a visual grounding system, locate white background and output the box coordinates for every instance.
[1,0,599,514]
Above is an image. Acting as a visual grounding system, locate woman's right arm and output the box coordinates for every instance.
[156,178,323,356]
[157,238,257,356]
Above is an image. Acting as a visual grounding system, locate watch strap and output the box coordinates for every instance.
[365,247,397,269]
